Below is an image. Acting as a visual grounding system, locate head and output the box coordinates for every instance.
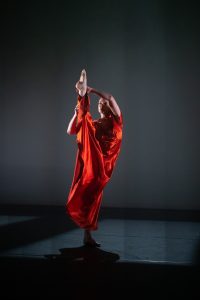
[98,98,112,117]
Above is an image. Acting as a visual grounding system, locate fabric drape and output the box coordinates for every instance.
[66,94,123,230]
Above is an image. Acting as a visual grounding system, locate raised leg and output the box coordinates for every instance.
[76,69,87,97]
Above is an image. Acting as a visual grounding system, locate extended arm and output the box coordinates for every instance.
[67,105,79,135]
[88,87,121,117]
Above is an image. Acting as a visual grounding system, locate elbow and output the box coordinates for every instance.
[67,130,72,135]
[67,129,76,135]
[67,128,72,135]
[109,95,114,102]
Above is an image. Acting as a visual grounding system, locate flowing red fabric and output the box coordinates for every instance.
[66,94,123,230]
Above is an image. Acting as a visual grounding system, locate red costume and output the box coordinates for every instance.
[66,94,123,230]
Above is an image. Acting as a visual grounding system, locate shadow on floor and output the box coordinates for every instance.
[45,246,120,263]
[0,214,77,253]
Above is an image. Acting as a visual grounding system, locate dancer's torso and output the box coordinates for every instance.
[93,114,122,156]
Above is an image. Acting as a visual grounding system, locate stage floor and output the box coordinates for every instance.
[0,205,200,298]
[0,205,200,265]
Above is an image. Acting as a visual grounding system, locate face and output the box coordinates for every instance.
[98,98,110,115]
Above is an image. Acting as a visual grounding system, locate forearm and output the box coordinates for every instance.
[88,86,121,117]
[67,113,77,135]
[90,88,112,101]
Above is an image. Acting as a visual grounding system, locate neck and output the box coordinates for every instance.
[101,112,112,119]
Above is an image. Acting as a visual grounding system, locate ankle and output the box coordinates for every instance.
[84,229,92,238]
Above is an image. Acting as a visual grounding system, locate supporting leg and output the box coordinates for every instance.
[83,229,101,247]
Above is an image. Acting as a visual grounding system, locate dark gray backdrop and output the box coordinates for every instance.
[1,0,200,209]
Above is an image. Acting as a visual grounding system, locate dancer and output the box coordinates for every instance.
[66,69,123,247]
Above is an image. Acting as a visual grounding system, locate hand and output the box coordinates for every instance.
[75,81,84,90]
[74,104,79,116]
[87,86,93,94]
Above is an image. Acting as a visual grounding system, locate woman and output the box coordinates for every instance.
[66,69,123,247]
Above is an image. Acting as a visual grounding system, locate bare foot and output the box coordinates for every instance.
[83,229,101,247]
[83,237,101,247]
[80,69,86,83]
[76,69,87,96]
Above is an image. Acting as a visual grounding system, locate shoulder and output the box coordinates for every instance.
[112,112,123,126]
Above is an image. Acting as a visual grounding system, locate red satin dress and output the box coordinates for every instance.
[66,94,123,230]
